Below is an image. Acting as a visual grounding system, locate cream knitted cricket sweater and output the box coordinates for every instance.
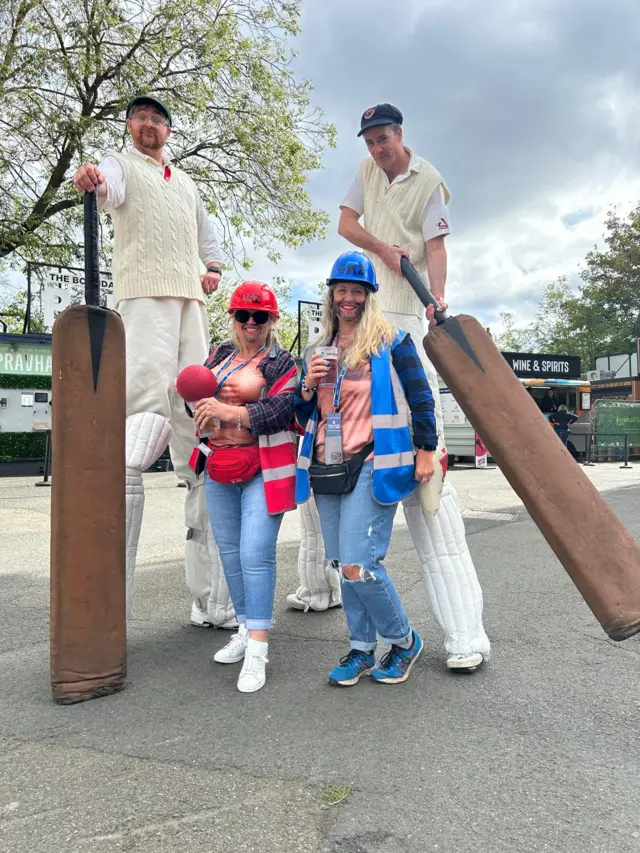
[361,154,450,316]
[109,151,203,304]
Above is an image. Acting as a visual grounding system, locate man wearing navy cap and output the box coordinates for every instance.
[288,103,490,674]
[74,95,235,631]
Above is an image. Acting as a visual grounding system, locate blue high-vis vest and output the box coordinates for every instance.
[296,332,418,506]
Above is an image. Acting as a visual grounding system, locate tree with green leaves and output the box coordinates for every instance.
[491,311,533,352]
[493,204,640,370]
[579,203,640,359]
[0,0,335,271]
[526,277,591,366]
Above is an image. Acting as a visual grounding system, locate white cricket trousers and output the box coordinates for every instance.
[118,296,233,624]
[385,310,490,658]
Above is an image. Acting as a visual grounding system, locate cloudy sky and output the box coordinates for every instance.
[254,0,640,333]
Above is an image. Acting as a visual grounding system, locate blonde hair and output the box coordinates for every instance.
[315,288,395,368]
[231,315,279,350]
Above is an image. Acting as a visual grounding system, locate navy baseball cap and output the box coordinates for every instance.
[126,95,172,127]
[357,103,403,136]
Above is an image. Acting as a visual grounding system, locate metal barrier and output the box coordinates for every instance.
[590,432,636,467]
[35,429,52,487]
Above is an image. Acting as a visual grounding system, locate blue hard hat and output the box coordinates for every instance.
[326,251,378,292]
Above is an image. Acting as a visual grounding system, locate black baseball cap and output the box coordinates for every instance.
[126,95,172,127]
[357,103,403,136]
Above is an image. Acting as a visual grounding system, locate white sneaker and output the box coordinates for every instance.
[190,602,238,630]
[446,652,484,673]
[237,639,268,693]
[213,625,248,664]
[285,590,342,612]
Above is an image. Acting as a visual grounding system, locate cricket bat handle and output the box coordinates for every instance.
[83,190,100,307]
[400,256,448,325]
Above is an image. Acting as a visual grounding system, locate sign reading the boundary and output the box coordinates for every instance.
[295,300,323,356]
[26,262,113,333]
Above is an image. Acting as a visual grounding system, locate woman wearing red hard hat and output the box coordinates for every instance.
[186,281,297,693]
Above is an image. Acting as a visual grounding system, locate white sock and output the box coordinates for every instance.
[246,638,268,656]
[237,623,248,636]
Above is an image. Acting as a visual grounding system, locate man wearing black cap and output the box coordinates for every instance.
[289,103,491,674]
[73,95,235,632]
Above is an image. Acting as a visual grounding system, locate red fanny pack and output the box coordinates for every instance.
[206,444,260,485]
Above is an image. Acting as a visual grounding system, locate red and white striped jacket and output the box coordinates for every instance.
[257,364,298,513]
[188,343,298,514]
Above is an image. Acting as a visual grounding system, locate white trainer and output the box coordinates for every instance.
[446,652,484,673]
[213,625,248,664]
[190,601,211,627]
[237,639,268,693]
[190,602,238,631]
[285,590,342,612]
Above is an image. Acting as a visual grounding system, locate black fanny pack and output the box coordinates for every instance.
[309,442,374,496]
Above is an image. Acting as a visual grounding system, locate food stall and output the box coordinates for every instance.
[440,351,590,463]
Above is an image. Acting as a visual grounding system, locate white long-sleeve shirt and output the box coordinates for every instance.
[98,148,223,266]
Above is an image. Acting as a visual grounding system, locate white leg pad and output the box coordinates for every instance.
[292,495,341,611]
[184,480,235,626]
[403,480,490,658]
[125,412,172,617]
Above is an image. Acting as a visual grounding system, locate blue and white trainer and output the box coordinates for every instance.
[370,631,423,685]
[328,649,376,687]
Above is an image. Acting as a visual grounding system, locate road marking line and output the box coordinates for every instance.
[462,510,518,522]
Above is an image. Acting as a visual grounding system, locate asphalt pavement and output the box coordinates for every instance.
[1,465,639,853]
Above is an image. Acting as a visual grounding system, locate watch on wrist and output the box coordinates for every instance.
[207,265,222,275]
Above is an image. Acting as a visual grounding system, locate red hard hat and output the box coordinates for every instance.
[228,281,280,319]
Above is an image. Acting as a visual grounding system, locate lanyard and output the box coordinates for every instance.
[326,333,349,411]
[214,345,266,396]
[332,365,348,411]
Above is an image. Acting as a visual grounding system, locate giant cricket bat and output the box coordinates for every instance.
[50,191,127,703]
[401,257,640,641]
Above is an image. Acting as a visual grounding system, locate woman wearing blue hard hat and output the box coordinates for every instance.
[294,251,438,686]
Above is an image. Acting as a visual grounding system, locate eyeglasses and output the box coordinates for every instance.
[234,309,270,325]
[130,114,168,126]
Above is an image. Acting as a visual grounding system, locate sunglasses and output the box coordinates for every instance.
[234,309,270,325]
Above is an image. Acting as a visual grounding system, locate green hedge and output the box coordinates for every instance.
[0,373,52,390]
[0,432,48,462]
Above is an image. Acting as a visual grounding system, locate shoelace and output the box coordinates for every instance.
[339,649,371,668]
[378,645,407,671]
[243,651,269,674]
[225,632,247,651]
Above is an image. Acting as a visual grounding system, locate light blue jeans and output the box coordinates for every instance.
[314,461,412,652]
[204,472,282,630]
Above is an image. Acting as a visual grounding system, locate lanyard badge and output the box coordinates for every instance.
[324,365,348,464]
[325,412,343,464]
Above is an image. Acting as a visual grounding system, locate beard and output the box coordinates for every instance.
[136,129,163,150]
[334,303,364,323]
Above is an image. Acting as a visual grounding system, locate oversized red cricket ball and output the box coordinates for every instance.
[175,364,218,401]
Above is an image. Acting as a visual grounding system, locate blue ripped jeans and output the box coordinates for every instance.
[314,461,412,652]
[204,472,282,630]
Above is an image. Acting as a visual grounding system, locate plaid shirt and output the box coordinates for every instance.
[205,341,295,437]
[391,333,437,450]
